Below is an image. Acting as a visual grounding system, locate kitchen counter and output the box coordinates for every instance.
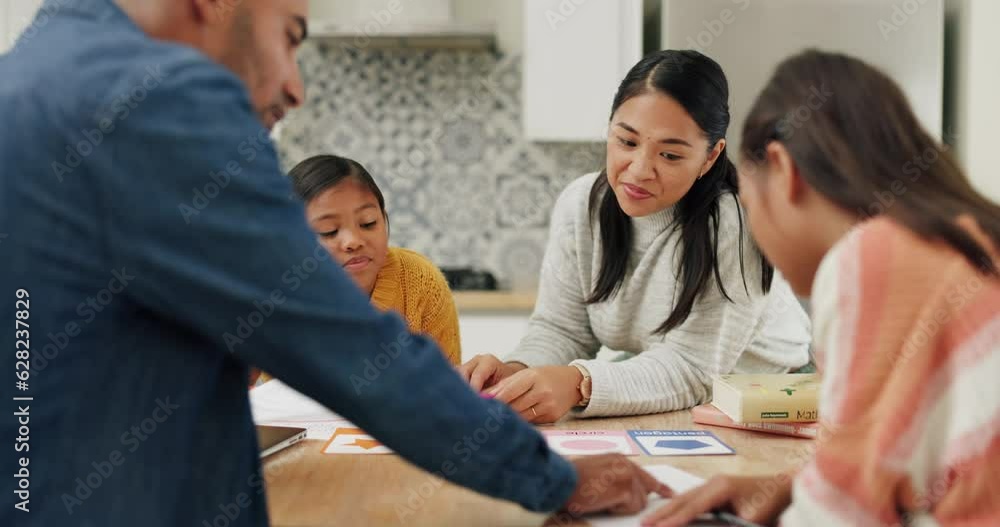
[452,291,535,312]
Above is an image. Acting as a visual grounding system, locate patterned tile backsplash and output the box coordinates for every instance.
[277,43,606,290]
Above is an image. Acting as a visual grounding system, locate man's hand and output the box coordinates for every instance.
[457,354,527,391]
[641,474,793,527]
[485,365,583,424]
[560,455,672,517]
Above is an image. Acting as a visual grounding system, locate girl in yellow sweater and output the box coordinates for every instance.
[253,155,461,384]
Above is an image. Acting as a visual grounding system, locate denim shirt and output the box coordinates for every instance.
[0,1,575,524]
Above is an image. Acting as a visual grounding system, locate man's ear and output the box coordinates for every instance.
[765,142,805,205]
[191,0,231,25]
[701,138,726,178]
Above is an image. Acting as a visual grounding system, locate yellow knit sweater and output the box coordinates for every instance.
[369,247,462,365]
[254,248,461,385]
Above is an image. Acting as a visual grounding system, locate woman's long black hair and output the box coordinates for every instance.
[586,50,773,334]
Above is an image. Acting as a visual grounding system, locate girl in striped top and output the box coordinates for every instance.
[645,50,1000,526]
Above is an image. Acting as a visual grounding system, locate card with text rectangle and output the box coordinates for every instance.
[627,430,734,456]
[321,426,393,455]
[542,430,640,456]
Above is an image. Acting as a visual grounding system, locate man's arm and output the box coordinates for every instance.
[105,56,577,512]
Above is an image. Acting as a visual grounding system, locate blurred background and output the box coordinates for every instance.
[4,0,996,357]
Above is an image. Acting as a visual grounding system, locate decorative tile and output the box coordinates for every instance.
[436,118,489,165]
[488,229,549,291]
[276,45,603,285]
[429,230,494,269]
[412,167,496,235]
[536,142,608,186]
[495,173,559,228]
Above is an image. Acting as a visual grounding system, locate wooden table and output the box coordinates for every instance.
[453,290,537,312]
[263,411,814,526]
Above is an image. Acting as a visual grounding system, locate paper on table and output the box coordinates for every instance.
[583,464,726,527]
[249,380,351,440]
[322,425,393,455]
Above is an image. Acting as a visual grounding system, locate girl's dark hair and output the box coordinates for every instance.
[742,49,1000,275]
[587,49,773,335]
[288,154,389,228]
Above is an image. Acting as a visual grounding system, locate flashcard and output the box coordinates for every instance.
[322,426,393,455]
[627,430,734,456]
[542,430,640,456]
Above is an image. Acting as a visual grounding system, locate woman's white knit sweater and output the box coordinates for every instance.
[504,172,811,417]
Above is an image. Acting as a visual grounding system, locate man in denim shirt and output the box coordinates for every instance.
[0,0,667,524]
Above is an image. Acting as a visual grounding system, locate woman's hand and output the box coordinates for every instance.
[485,366,583,424]
[458,354,527,391]
[640,474,792,527]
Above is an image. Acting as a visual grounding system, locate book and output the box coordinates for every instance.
[692,404,818,439]
[711,373,819,423]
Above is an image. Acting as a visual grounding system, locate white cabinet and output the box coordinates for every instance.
[1,0,43,54]
[0,1,9,53]
[522,0,643,141]
[458,314,529,363]
[310,0,452,25]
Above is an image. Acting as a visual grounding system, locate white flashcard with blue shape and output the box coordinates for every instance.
[627,430,735,456]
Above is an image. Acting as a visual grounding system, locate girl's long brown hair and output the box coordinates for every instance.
[741,49,1000,275]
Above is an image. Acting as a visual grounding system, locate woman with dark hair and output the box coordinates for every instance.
[254,155,461,384]
[459,50,811,422]
[644,50,1000,527]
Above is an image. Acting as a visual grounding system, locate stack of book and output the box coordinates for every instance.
[693,373,820,439]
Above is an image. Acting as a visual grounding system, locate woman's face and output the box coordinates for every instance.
[606,92,725,217]
[305,179,389,296]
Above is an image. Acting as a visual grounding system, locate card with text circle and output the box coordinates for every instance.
[542,430,640,456]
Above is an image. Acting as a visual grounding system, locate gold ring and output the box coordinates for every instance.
[531,407,538,417]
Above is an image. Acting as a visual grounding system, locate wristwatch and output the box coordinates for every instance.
[571,363,592,407]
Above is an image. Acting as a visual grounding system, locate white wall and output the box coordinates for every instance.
[949,0,1000,202]
[663,0,944,153]
[1,1,10,53]
[1,0,43,54]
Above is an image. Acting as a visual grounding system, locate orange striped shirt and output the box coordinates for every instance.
[782,218,1000,526]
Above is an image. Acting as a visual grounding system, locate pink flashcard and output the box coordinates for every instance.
[542,430,640,456]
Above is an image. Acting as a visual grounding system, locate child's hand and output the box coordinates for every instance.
[458,354,526,391]
[640,474,792,527]
[484,366,582,423]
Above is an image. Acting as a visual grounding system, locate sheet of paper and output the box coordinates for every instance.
[322,425,393,455]
[627,430,735,456]
[249,380,351,440]
[542,430,640,456]
[584,464,726,527]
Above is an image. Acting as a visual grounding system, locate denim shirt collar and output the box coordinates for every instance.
[44,0,132,25]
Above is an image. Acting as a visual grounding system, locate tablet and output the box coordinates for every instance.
[256,425,307,458]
